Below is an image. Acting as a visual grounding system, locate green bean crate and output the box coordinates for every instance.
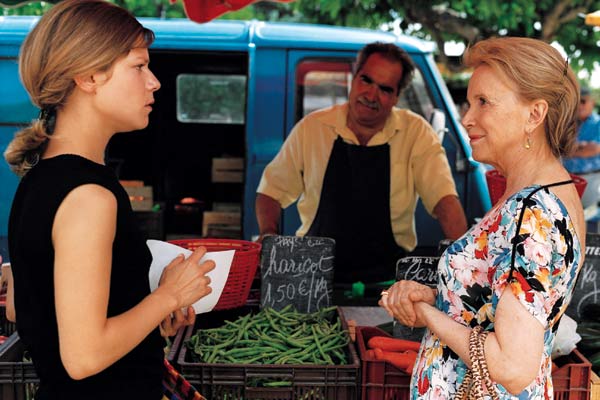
[176,306,360,400]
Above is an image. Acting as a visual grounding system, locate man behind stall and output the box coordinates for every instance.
[255,42,467,286]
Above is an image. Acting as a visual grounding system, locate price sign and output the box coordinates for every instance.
[260,235,334,313]
[566,233,600,322]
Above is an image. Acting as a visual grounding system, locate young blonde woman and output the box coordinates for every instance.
[5,1,215,398]
[380,37,584,399]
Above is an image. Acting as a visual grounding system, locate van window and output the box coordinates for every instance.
[295,59,435,122]
[396,70,434,121]
[176,73,247,124]
[297,61,352,116]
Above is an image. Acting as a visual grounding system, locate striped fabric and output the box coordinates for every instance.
[162,359,206,400]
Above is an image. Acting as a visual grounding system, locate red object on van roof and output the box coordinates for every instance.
[175,0,295,23]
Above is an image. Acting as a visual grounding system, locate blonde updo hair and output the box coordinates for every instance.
[4,0,154,176]
[463,37,579,158]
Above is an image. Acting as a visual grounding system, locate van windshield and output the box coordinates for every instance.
[295,59,435,123]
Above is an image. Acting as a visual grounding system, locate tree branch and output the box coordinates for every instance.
[541,0,591,42]
[558,7,586,24]
[403,4,479,43]
[399,3,479,73]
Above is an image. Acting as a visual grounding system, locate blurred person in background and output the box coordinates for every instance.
[563,86,600,208]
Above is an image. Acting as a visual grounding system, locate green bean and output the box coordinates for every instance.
[185,306,350,365]
[311,325,333,364]
[263,380,292,387]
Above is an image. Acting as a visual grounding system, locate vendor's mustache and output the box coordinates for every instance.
[358,96,379,110]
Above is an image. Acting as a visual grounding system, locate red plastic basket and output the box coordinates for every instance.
[552,348,592,400]
[356,326,411,400]
[167,238,261,311]
[357,325,591,400]
[485,169,587,206]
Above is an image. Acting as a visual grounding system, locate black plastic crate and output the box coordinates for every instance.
[165,333,181,370]
[0,331,187,400]
[134,203,165,240]
[0,333,38,400]
[174,307,360,400]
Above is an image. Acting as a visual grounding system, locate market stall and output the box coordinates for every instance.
[0,233,599,400]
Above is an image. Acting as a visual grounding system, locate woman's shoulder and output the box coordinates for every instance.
[504,184,582,247]
[38,154,115,180]
[505,184,570,216]
[27,154,120,200]
[494,184,582,265]
[39,153,106,170]
[492,184,577,236]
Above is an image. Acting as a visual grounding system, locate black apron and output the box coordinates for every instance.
[307,136,405,283]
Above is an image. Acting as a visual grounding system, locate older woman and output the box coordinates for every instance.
[380,37,584,399]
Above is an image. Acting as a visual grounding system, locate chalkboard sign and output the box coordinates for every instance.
[393,256,440,341]
[395,256,440,287]
[260,235,334,313]
[566,233,600,322]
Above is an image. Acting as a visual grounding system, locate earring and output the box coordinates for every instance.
[524,132,532,149]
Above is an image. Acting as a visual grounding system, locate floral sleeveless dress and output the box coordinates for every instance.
[410,184,582,399]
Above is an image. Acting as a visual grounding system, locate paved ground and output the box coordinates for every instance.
[341,306,392,327]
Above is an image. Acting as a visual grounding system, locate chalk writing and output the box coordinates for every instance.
[263,246,333,278]
[565,234,600,322]
[260,235,335,313]
[396,256,439,286]
[566,258,600,321]
[585,245,600,257]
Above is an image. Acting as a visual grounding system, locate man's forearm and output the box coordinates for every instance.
[571,142,600,158]
[255,193,282,235]
[433,194,468,240]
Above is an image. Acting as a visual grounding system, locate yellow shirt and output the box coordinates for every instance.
[257,104,458,251]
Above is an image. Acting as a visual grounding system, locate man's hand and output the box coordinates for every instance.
[573,141,600,158]
[434,195,467,240]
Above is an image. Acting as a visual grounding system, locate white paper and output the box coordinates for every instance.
[146,239,235,314]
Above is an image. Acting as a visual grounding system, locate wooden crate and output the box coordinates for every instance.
[211,158,244,183]
[202,211,241,237]
[119,180,144,187]
[124,185,153,211]
[591,371,600,400]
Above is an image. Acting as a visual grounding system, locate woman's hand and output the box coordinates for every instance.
[157,246,216,312]
[378,280,436,327]
[159,307,195,337]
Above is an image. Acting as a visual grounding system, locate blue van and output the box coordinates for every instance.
[0,17,490,260]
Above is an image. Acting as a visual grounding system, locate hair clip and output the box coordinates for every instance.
[38,107,56,135]
[556,58,569,104]
[26,152,40,168]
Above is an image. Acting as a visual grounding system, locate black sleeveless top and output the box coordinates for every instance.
[8,155,164,399]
